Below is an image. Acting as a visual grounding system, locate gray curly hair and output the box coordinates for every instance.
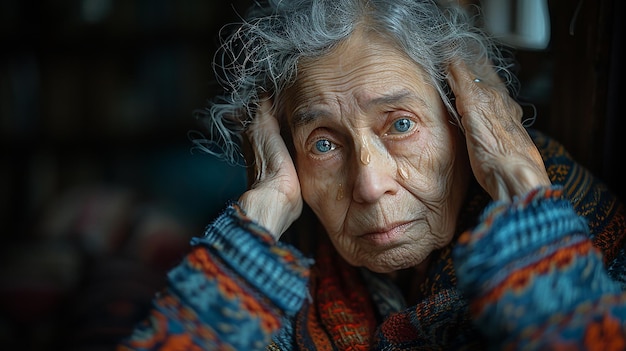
[191,0,516,165]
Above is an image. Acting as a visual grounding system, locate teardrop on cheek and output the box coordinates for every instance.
[360,150,371,165]
[359,135,371,165]
[399,166,409,180]
[336,183,344,201]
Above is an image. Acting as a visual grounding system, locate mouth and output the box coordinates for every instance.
[359,221,415,246]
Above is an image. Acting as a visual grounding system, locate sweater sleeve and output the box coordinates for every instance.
[116,202,312,351]
[453,186,626,350]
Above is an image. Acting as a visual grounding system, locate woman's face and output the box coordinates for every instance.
[284,31,470,273]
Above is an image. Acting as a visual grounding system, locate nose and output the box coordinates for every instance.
[351,143,398,204]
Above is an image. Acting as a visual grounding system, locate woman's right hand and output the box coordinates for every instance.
[238,99,303,240]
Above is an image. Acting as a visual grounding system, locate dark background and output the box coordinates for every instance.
[1,0,252,244]
[1,1,252,350]
[1,0,624,350]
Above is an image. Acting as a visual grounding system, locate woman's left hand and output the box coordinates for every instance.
[447,61,551,201]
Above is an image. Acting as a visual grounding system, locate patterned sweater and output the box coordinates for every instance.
[117,130,626,350]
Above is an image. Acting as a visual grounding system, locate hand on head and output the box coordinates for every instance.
[238,99,302,240]
[447,60,551,201]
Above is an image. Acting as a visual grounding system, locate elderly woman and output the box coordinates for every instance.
[118,0,626,350]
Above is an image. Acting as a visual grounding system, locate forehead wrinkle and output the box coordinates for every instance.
[360,89,428,112]
[291,88,429,129]
[289,88,358,129]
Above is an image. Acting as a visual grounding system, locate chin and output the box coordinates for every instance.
[359,248,432,273]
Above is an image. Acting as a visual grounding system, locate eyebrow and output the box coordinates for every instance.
[291,89,427,128]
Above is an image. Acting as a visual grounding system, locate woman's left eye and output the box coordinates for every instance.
[390,118,414,134]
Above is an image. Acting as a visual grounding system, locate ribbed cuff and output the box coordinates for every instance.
[192,202,313,314]
[453,186,589,298]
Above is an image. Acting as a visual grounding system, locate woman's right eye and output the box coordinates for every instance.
[314,139,336,154]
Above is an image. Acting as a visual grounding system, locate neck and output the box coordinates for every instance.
[387,254,432,304]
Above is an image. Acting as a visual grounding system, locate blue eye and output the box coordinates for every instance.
[393,118,413,133]
[315,139,334,153]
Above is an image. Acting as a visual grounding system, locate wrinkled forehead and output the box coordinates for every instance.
[278,29,432,119]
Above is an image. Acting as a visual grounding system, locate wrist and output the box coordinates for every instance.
[489,163,551,202]
[238,189,302,240]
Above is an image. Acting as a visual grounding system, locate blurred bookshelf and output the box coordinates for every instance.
[1,0,251,243]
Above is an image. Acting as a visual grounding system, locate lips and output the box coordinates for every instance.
[359,221,415,246]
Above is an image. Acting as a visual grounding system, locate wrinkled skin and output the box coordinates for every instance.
[239,29,551,274]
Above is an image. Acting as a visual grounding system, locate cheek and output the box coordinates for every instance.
[397,140,456,189]
[296,157,347,220]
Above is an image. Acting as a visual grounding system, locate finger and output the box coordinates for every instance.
[244,99,277,185]
[448,60,476,93]
[248,99,278,134]
[448,60,520,121]
[447,60,490,118]
[448,60,505,93]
